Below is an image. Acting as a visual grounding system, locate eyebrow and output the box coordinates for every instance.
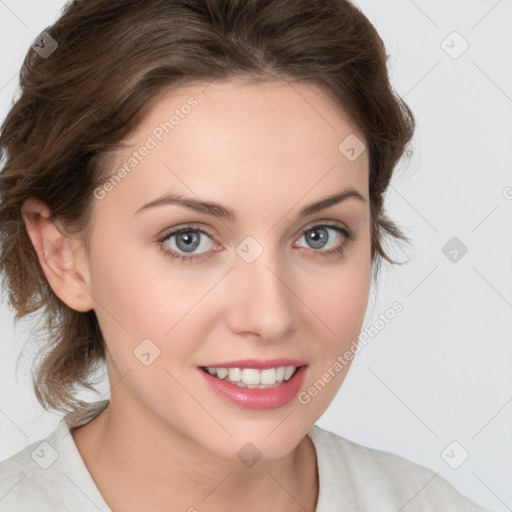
[133,187,366,221]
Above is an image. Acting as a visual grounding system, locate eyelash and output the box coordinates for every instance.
[157,222,355,264]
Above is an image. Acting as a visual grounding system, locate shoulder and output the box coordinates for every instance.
[307,425,492,511]
[0,430,68,511]
[0,401,110,512]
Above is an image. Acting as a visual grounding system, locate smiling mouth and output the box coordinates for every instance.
[200,365,303,389]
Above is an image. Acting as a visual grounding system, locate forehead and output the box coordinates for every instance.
[99,79,369,219]
[136,78,364,145]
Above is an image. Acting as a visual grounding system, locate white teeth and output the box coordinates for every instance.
[283,366,296,381]
[227,368,242,382]
[260,368,277,385]
[241,368,260,385]
[204,365,299,387]
[216,367,228,380]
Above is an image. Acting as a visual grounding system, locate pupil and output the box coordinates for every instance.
[177,231,199,252]
[308,228,327,249]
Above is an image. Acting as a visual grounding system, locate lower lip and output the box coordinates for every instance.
[197,366,308,410]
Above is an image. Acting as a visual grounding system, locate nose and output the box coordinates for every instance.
[224,241,298,343]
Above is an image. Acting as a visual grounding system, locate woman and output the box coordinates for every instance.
[0,0,492,510]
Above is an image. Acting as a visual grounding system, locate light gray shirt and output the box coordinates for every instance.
[0,400,492,511]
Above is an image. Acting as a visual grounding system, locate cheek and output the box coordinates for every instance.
[296,255,371,416]
[89,237,217,373]
[305,244,371,343]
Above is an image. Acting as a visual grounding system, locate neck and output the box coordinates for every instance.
[71,393,319,512]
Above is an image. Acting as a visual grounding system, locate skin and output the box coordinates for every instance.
[21,79,372,512]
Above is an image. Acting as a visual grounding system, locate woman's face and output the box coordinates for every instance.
[85,79,371,460]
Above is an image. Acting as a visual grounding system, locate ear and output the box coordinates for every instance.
[21,197,95,312]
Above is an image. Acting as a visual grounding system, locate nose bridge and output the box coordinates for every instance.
[227,233,297,340]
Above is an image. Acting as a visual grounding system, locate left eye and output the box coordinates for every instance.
[294,225,346,251]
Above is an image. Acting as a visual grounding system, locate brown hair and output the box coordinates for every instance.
[0,0,415,414]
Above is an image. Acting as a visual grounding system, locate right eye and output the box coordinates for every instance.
[158,224,219,263]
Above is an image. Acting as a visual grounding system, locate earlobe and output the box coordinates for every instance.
[21,197,95,312]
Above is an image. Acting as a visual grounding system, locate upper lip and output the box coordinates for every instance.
[200,358,308,370]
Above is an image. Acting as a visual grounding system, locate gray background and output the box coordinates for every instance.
[0,1,510,510]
